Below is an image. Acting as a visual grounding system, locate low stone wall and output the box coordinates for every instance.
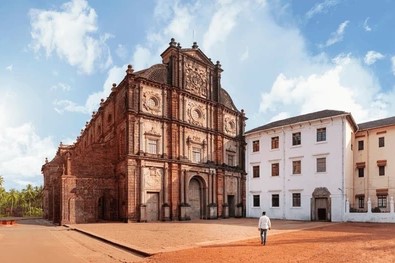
[345,197,395,223]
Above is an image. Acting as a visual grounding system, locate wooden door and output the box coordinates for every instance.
[188,178,201,219]
[146,192,159,221]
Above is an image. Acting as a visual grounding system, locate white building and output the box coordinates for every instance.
[245,110,357,222]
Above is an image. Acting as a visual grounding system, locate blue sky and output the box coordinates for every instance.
[1,0,395,190]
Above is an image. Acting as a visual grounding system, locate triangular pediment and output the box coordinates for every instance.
[181,48,214,66]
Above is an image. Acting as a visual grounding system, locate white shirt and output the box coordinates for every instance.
[258,215,271,230]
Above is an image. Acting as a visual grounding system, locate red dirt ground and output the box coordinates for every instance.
[143,223,395,263]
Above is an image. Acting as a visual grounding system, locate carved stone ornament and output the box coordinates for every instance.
[187,101,205,126]
[224,115,236,135]
[145,167,162,190]
[142,91,160,113]
[184,62,207,97]
[144,127,160,137]
[312,187,331,198]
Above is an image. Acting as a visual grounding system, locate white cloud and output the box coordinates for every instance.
[29,0,112,74]
[85,65,126,113]
[53,99,88,114]
[363,17,372,32]
[391,56,395,76]
[364,51,384,65]
[51,82,71,92]
[0,123,56,190]
[323,20,349,47]
[203,1,244,51]
[54,65,127,115]
[132,45,156,71]
[6,65,13,71]
[260,54,391,123]
[163,3,194,39]
[116,44,128,60]
[240,47,249,61]
[306,0,339,20]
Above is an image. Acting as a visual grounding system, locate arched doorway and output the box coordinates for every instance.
[311,187,331,221]
[98,196,105,220]
[188,177,204,219]
[97,194,116,221]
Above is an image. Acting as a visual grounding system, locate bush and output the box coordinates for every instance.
[371,207,381,213]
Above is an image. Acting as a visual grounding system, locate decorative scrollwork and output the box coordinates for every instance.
[187,101,205,126]
[142,91,160,113]
[185,62,207,97]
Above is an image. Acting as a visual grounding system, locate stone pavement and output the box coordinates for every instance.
[66,218,334,256]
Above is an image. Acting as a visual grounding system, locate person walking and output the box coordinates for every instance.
[258,211,271,245]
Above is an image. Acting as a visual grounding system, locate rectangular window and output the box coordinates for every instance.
[272,194,279,207]
[192,147,201,163]
[292,193,301,207]
[292,132,301,146]
[358,167,364,178]
[317,157,326,173]
[292,160,301,175]
[147,139,158,154]
[358,140,364,151]
[253,195,260,207]
[316,128,326,142]
[378,195,387,208]
[358,196,365,209]
[379,137,385,147]
[252,140,260,152]
[252,165,260,178]
[271,136,279,149]
[271,163,279,176]
[379,165,385,176]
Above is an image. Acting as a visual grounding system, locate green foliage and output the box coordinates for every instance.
[0,176,43,217]
[371,207,381,213]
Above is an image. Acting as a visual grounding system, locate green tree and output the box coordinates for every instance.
[22,184,35,215]
[7,189,19,216]
[0,176,6,216]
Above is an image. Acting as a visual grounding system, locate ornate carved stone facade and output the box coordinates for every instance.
[42,39,246,224]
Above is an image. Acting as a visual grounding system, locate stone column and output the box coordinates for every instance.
[139,164,147,222]
[235,176,242,217]
[180,169,185,204]
[139,120,144,154]
[212,170,217,204]
[179,170,188,220]
[367,197,372,214]
[346,199,350,213]
[208,171,212,204]
[162,163,170,221]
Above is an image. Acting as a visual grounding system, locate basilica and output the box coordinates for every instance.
[42,39,246,224]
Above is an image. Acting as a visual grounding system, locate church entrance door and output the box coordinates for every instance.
[188,178,202,219]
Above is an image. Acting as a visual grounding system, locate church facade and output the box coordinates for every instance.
[42,39,246,225]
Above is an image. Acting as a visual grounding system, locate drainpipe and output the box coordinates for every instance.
[366,130,369,210]
[282,127,286,219]
[341,118,345,222]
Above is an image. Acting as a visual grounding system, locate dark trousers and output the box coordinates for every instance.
[260,229,268,244]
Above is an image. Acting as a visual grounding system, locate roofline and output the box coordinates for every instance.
[357,123,395,131]
[245,112,355,136]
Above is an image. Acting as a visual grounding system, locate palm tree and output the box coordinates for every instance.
[22,184,35,215]
[7,189,19,216]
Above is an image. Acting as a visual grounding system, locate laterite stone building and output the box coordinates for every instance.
[42,39,246,224]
